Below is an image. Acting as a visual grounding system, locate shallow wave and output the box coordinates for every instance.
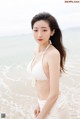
[0,56,80,119]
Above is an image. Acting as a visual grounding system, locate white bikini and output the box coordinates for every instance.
[27,43,50,81]
[27,43,70,119]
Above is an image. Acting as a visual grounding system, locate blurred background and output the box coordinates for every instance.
[0,0,80,118]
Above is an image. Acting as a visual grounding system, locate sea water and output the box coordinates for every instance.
[0,28,80,119]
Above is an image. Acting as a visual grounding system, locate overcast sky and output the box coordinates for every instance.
[0,0,80,36]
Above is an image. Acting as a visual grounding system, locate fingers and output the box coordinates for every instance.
[34,109,40,117]
[36,109,40,116]
[34,109,37,115]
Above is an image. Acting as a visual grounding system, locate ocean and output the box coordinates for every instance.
[0,28,80,119]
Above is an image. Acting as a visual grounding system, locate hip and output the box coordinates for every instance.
[37,93,70,119]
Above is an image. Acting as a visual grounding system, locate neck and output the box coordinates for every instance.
[38,41,51,53]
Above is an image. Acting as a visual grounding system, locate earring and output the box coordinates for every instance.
[51,34,53,36]
[51,29,55,36]
[49,40,52,44]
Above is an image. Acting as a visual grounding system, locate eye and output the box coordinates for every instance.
[43,29,47,32]
[33,29,38,32]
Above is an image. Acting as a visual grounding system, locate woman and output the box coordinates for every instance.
[27,12,69,119]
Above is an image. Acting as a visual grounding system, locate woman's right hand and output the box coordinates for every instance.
[34,104,40,117]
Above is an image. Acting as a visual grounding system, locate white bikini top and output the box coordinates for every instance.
[27,43,51,80]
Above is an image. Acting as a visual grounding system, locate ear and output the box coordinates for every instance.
[51,29,55,36]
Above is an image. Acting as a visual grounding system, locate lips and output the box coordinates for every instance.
[38,39,43,41]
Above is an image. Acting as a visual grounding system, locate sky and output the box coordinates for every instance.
[0,0,80,36]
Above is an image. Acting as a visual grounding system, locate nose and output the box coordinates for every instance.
[38,31,42,37]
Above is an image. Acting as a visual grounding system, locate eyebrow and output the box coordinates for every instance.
[33,27,48,29]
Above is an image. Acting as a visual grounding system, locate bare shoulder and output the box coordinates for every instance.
[47,46,60,61]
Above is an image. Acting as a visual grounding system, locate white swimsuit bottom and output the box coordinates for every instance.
[38,93,70,119]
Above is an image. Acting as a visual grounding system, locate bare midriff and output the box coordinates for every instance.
[35,79,50,100]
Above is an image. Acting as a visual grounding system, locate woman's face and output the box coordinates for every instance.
[32,20,53,44]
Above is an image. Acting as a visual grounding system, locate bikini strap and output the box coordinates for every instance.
[32,42,51,62]
[43,43,51,54]
[42,43,51,59]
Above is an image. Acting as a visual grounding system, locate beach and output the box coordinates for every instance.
[0,28,80,119]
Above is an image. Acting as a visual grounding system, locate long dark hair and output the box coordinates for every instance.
[31,12,66,73]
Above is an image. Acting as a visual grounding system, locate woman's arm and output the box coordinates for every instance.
[35,49,60,119]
